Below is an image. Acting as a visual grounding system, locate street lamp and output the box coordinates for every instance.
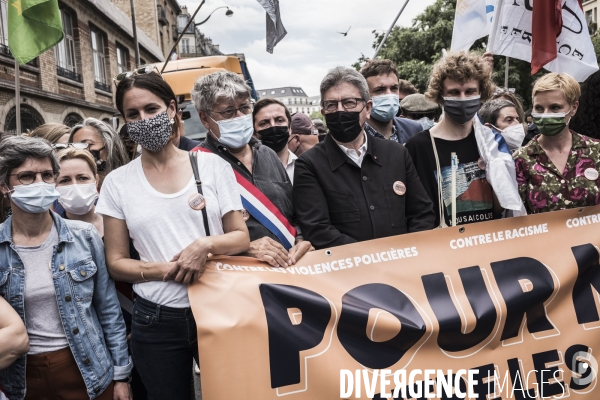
[195,6,233,26]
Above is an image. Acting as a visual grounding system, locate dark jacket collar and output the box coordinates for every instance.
[324,131,382,171]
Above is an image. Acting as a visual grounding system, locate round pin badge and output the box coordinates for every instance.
[188,193,205,210]
[241,209,250,221]
[477,158,486,170]
[584,168,599,181]
[393,181,406,196]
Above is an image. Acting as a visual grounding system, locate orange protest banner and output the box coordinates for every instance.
[189,205,600,399]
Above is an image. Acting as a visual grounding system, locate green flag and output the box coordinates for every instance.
[7,0,63,65]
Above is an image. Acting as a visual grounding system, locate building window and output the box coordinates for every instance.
[288,98,291,105]
[178,15,188,33]
[181,38,190,53]
[90,28,109,90]
[4,105,45,134]
[54,9,77,75]
[116,45,128,74]
[63,112,83,127]
[0,0,7,47]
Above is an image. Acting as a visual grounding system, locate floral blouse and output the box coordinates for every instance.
[513,131,600,214]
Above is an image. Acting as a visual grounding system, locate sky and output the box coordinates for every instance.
[179,0,437,96]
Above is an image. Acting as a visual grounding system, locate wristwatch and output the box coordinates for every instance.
[115,376,132,383]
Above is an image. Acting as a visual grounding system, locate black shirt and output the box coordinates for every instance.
[293,133,435,250]
[405,129,495,227]
[178,136,201,151]
[200,135,298,244]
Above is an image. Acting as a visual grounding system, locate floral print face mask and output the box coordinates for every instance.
[127,111,174,152]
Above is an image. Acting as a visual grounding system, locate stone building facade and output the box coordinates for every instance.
[111,0,181,59]
[257,87,320,116]
[0,0,164,133]
[177,6,223,58]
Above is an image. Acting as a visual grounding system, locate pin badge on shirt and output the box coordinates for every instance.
[584,168,599,181]
[241,209,250,221]
[188,193,206,210]
[393,181,406,196]
[478,158,486,171]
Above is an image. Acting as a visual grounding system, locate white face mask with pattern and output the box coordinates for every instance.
[127,111,174,152]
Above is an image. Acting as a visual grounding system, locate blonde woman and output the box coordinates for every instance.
[513,72,600,214]
[55,148,103,236]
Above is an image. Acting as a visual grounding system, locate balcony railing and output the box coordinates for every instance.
[94,80,111,93]
[157,5,168,26]
[0,43,38,67]
[57,65,82,82]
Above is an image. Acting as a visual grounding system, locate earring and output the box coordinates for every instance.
[170,118,175,125]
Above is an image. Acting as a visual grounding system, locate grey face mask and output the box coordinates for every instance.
[442,95,481,125]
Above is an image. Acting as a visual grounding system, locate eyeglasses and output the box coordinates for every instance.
[52,143,90,151]
[10,170,56,185]
[322,98,365,113]
[113,65,162,85]
[210,104,253,120]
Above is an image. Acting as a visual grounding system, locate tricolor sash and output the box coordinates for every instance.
[193,146,297,250]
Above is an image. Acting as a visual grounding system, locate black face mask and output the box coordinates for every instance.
[257,126,290,153]
[324,111,363,143]
[90,147,107,172]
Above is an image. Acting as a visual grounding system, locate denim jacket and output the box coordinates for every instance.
[0,212,132,400]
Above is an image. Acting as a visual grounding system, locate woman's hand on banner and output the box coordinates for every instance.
[164,237,212,283]
[288,240,314,265]
[247,237,289,268]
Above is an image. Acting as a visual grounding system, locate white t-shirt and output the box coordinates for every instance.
[96,152,242,308]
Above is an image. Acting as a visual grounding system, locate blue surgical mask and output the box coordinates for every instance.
[370,94,400,122]
[9,182,60,213]
[211,114,254,149]
[417,117,435,130]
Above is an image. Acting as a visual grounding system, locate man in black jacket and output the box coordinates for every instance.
[293,67,435,250]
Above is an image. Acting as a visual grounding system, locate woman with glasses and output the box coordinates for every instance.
[70,118,129,187]
[55,148,103,236]
[98,69,250,399]
[28,122,71,144]
[0,135,132,400]
[193,71,313,268]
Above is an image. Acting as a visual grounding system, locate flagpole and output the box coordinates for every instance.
[372,0,410,59]
[504,56,509,89]
[14,59,21,135]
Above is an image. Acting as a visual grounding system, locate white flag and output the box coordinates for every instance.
[450,0,496,51]
[489,0,599,82]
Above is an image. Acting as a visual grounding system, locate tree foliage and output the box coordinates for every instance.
[353,0,576,110]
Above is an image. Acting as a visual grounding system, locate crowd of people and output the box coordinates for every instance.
[1,49,600,399]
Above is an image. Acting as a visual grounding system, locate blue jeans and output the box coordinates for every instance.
[130,296,199,400]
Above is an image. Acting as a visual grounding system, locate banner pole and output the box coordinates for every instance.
[486,0,503,52]
[14,59,21,135]
[372,0,410,59]
[504,56,509,89]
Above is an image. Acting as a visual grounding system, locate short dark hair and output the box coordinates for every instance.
[399,79,419,95]
[360,59,399,81]
[115,72,181,142]
[479,99,516,127]
[252,98,291,128]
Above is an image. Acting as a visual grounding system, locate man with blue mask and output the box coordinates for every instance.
[194,71,313,269]
[359,59,423,144]
[400,94,440,131]
[405,52,523,228]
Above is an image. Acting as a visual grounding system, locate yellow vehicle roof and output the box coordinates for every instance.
[152,56,243,101]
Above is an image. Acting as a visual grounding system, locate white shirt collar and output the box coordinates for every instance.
[286,149,298,167]
[336,131,368,167]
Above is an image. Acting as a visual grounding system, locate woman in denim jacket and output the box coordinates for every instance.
[0,136,131,400]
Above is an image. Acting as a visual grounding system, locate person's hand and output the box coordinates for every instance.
[482,51,494,69]
[164,238,212,283]
[113,382,131,400]
[247,237,289,268]
[288,240,314,265]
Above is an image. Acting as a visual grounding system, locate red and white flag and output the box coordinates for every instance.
[488,0,598,81]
